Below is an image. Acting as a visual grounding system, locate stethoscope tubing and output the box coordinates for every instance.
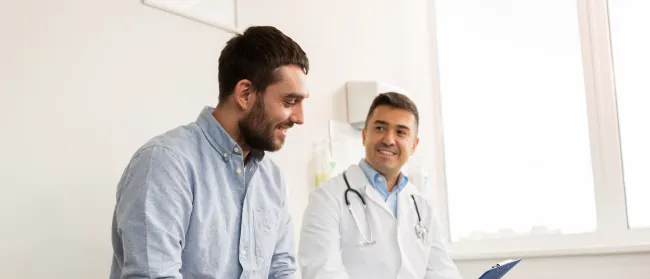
[343,171,422,223]
[342,170,423,246]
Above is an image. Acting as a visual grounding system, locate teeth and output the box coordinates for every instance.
[379,150,394,155]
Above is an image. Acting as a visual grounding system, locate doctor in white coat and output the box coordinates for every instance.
[298,92,462,279]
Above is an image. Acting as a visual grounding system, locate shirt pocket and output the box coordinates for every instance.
[253,207,280,265]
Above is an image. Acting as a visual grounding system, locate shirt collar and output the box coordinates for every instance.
[196,106,265,162]
[358,158,408,197]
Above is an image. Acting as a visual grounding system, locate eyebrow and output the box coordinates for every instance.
[373,120,411,131]
[283,92,309,99]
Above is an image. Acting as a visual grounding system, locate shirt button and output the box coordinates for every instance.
[377,177,384,182]
[234,147,240,152]
[236,168,242,174]
[241,249,246,257]
[223,153,228,158]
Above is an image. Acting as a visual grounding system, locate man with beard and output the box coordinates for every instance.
[298,92,462,279]
[109,26,309,279]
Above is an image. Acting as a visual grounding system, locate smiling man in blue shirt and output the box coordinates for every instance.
[109,26,310,279]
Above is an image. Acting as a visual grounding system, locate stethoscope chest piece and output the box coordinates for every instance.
[411,195,427,240]
[415,221,427,240]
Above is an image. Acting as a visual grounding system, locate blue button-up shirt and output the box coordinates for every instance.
[110,106,296,279]
[358,159,409,217]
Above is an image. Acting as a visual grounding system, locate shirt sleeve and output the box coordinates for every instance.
[113,145,193,279]
[268,185,298,279]
[298,186,350,279]
[425,204,463,279]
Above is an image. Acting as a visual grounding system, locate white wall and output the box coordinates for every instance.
[1,1,227,278]
[1,0,648,278]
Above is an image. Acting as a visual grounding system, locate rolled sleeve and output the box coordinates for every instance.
[112,145,193,279]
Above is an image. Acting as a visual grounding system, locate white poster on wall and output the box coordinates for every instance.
[328,120,365,177]
[143,0,240,34]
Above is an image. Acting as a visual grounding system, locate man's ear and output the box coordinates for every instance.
[361,127,367,146]
[232,79,255,110]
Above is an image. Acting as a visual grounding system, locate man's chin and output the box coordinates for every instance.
[374,164,402,176]
[255,139,283,152]
[269,139,285,152]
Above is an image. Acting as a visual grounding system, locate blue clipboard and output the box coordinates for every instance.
[478,258,522,279]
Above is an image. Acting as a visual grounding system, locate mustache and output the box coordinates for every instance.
[277,121,295,129]
[375,143,398,152]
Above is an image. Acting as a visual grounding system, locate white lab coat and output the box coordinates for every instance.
[298,164,463,279]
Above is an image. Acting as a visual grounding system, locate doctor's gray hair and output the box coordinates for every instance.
[364,92,419,130]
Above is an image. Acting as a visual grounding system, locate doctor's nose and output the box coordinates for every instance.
[381,132,396,146]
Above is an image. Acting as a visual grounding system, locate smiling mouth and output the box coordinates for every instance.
[276,125,291,137]
[377,149,397,155]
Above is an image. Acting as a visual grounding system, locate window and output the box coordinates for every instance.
[430,0,650,258]
[608,0,650,229]
[435,0,597,242]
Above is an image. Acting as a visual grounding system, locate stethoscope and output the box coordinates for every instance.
[343,171,428,245]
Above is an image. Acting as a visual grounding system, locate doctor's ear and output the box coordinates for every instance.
[411,137,420,152]
[361,128,367,144]
[233,79,255,110]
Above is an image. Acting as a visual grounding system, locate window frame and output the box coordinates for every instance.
[427,0,650,260]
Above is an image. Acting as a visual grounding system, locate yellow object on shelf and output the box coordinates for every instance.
[315,172,331,187]
[312,139,336,188]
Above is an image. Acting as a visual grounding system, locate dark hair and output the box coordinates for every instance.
[365,92,419,129]
[217,26,310,103]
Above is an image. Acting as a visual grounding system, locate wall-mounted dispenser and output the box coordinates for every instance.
[345,81,410,130]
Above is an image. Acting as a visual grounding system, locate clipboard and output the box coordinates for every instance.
[478,258,522,279]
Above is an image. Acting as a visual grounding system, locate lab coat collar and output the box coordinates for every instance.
[343,164,370,191]
[358,159,409,199]
[344,164,395,218]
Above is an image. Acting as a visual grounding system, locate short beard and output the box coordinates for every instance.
[238,97,280,152]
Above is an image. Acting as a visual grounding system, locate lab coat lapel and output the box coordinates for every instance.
[346,165,394,218]
[397,183,417,225]
[363,186,394,217]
